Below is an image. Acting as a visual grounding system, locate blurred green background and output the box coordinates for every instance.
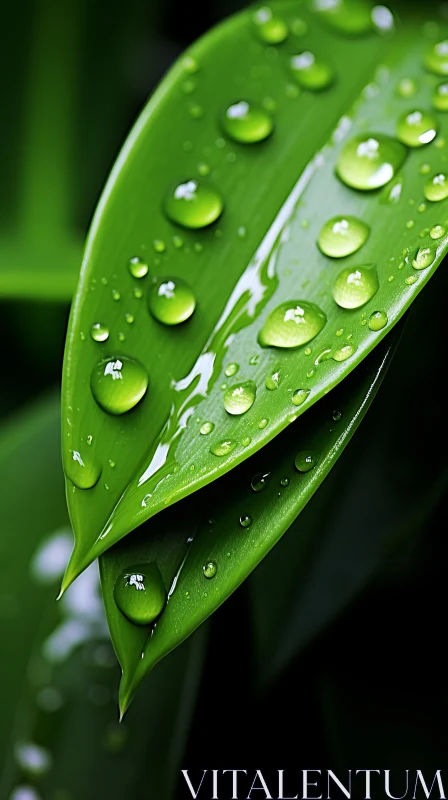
[1,0,447,798]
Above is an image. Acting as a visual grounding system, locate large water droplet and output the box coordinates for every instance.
[295,450,318,473]
[164,180,223,229]
[318,215,370,258]
[210,439,236,456]
[396,110,438,147]
[259,300,327,348]
[252,7,288,44]
[148,277,196,325]
[336,134,406,190]
[64,449,102,490]
[433,82,448,112]
[223,381,256,415]
[412,246,435,270]
[91,356,148,415]
[128,256,149,279]
[251,471,270,492]
[314,0,372,35]
[90,323,109,342]
[368,310,388,331]
[290,51,334,91]
[203,561,217,579]
[332,265,379,309]
[332,344,356,361]
[424,172,448,202]
[221,101,274,144]
[424,40,448,76]
[114,563,166,626]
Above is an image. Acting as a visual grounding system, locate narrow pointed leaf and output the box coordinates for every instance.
[63,1,448,588]
[100,331,399,714]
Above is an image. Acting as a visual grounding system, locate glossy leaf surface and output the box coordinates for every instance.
[62,1,448,588]
[100,332,398,715]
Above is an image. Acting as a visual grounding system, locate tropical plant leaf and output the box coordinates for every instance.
[62,0,448,590]
[100,330,398,715]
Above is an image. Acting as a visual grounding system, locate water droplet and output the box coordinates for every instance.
[221,101,274,144]
[396,110,438,148]
[164,179,223,229]
[128,256,148,278]
[153,239,166,253]
[109,459,115,468]
[91,356,148,415]
[280,476,290,487]
[252,7,288,44]
[125,313,134,324]
[332,265,379,309]
[412,246,435,270]
[368,310,388,331]
[336,134,406,190]
[64,449,101,489]
[332,410,342,421]
[210,439,236,456]
[433,82,448,112]
[183,55,199,74]
[148,277,196,325]
[203,561,217,579]
[239,514,252,528]
[200,421,214,435]
[397,77,417,98]
[315,0,372,35]
[251,471,270,492]
[265,371,280,390]
[292,388,310,406]
[333,344,356,361]
[259,300,327,348]
[258,418,269,429]
[295,450,318,473]
[223,381,256,415]
[225,362,239,377]
[424,172,448,202]
[318,215,370,258]
[114,563,166,625]
[112,289,121,301]
[290,51,334,91]
[133,287,143,299]
[189,102,203,119]
[430,224,445,239]
[90,323,109,342]
[424,40,448,76]
[405,275,418,285]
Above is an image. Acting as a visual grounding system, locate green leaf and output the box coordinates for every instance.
[100,330,398,715]
[62,1,448,589]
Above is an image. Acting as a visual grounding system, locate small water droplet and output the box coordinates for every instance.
[405,275,418,285]
[189,102,203,119]
[164,179,223,229]
[183,55,199,74]
[396,109,438,148]
[332,410,342,422]
[336,134,406,190]
[258,418,268,429]
[200,421,214,435]
[90,323,109,342]
[222,100,274,144]
[108,459,115,468]
[114,563,166,625]
[210,439,236,456]
[265,371,280,390]
[290,51,334,91]
[397,77,417,98]
[91,356,149,415]
[295,450,318,473]
[424,172,448,202]
[153,240,166,254]
[332,344,356,362]
[368,310,388,331]
[291,16,307,36]
[332,265,379,309]
[225,362,239,377]
[128,256,149,279]
[252,7,288,44]
[259,300,327,348]
[430,224,445,239]
[125,313,134,324]
[203,561,217,579]
[64,449,102,490]
[112,289,121,301]
[148,277,196,325]
[318,215,370,258]
[412,245,435,270]
[223,381,256,415]
[424,40,448,76]
[433,82,448,111]
[280,476,290,487]
[239,514,252,528]
[292,388,310,406]
[251,471,270,492]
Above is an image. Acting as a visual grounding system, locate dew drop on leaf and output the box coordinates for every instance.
[164,179,223,229]
[225,363,239,377]
[221,101,274,144]
[210,439,236,456]
[433,82,448,111]
[128,256,149,279]
[412,246,435,270]
[203,561,217,579]
[424,40,448,76]
[294,450,318,473]
[396,110,438,147]
[280,476,290,487]
[368,310,388,331]
[290,51,334,91]
[239,514,252,528]
[265,371,280,390]
[332,344,357,361]
[113,563,166,626]
[200,421,215,435]
[317,215,370,258]
[90,323,109,342]
[91,356,149,415]
[252,7,288,44]
[148,277,196,325]
[223,381,256,415]
[251,471,270,492]
[396,77,417,98]
[336,134,406,190]
[258,418,269,429]
[291,388,310,406]
[332,265,379,309]
[424,172,448,202]
[64,448,102,490]
[430,224,445,239]
[258,300,327,348]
